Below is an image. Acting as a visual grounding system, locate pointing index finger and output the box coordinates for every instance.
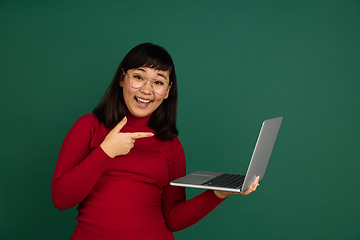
[112,117,127,133]
[130,132,155,139]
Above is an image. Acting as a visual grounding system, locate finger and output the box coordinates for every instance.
[239,181,259,196]
[251,183,259,191]
[239,190,249,196]
[240,188,254,196]
[251,176,260,189]
[112,117,127,133]
[130,132,155,139]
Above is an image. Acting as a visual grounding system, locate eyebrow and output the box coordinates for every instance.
[156,72,167,80]
[134,68,168,81]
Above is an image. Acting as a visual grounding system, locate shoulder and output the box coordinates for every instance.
[162,136,185,160]
[164,137,186,178]
[161,136,183,150]
[68,113,102,136]
[76,113,98,122]
[169,136,182,145]
[73,113,99,127]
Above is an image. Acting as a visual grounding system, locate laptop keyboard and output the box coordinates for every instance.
[201,173,245,189]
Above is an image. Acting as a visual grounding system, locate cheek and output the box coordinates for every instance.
[123,88,134,102]
[153,96,166,107]
[121,80,136,97]
[121,87,132,106]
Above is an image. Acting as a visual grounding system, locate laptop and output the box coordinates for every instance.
[170,116,283,192]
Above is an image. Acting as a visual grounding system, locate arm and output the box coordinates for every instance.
[51,115,113,210]
[161,139,260,232]
[51,115,154,210]
[163,187,225,232]
[162,139,225,232]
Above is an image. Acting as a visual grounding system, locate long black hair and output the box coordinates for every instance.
[93,43,178,141]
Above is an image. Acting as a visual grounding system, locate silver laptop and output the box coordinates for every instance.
[170,116,283,192]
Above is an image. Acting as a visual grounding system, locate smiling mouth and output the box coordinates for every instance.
[135,97,152,107]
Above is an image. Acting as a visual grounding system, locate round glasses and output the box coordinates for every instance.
[127,72,170,96]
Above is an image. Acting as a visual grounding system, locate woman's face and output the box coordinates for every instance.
[120,67,171,118]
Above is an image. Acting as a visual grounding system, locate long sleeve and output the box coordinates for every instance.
[52,113,226,239]
[51,114,113,210]
[162,138,226,232]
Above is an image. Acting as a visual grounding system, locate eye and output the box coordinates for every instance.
[154,80,165,86]
[132,74,144,81]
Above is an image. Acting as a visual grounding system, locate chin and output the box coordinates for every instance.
[128,108,153,118]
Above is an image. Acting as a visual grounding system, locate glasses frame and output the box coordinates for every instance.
[126,72,171,96]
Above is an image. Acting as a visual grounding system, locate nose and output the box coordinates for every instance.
[139,78,153,94]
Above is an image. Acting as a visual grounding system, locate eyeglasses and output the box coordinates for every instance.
[126,72,170,96]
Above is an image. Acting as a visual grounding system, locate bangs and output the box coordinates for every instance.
[122,43,174,74]
[142,57,173,72]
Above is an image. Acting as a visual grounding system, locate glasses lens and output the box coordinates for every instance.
[129,73,145,88]
[152,78,169,96]
[129,73,169,96]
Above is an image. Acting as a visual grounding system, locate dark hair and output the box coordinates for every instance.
[93,43,178,141]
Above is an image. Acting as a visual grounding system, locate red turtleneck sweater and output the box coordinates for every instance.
[51,113,225,240]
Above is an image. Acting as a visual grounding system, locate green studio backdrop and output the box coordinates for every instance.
[1,0,359,239]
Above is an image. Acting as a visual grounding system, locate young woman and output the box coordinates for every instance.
[51,43,259,240]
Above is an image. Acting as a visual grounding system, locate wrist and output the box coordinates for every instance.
[213,190,229,199]
[100,143,115,158]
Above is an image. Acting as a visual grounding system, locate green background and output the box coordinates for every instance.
[1,0,359,239]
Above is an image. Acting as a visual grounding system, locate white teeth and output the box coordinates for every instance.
[137,97,151,103]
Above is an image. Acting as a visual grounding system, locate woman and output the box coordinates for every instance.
[51,43,259,240]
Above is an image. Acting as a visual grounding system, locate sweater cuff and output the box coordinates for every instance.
[90,146,113,165]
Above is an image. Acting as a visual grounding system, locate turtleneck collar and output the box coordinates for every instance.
[125,110,153,130]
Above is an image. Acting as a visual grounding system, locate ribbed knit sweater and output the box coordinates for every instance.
[51,112,224,240]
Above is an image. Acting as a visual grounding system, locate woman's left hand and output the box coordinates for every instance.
[213,176,260,199]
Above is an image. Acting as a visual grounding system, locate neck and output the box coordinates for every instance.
[125,111,152,129]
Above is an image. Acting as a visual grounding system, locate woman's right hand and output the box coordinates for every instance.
[100,117,154,158]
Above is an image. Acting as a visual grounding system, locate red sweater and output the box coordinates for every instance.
[51,113,225,240]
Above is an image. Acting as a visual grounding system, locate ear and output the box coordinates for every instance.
[164,82,172,99]
[119,70,125,87]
